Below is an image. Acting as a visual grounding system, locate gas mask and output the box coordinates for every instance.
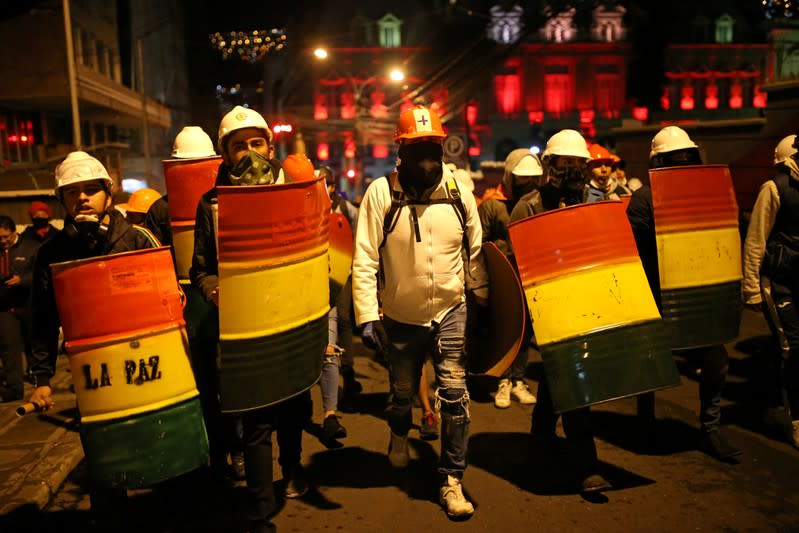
[64,214,109,247]
[229,150,276,186]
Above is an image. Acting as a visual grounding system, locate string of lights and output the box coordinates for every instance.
[209,29,287,62]
[761,0,797,19]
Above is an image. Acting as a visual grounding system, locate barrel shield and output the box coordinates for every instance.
[51,247,208,488]
[217,179,330,412]
[650,164,742,348]
[508,201,679,413]
[329,212,353,305]
[163,156,221,279]
[466,242,526,377]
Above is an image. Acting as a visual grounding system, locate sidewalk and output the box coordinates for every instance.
[0,355,83,515]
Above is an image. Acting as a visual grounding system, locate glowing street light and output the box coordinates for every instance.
[389,68,405,82]
[313,47,328,59]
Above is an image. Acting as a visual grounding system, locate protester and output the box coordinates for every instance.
[20,201,58,243]
[352,104,489,518]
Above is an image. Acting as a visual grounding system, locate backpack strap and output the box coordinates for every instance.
[380,173,406,250]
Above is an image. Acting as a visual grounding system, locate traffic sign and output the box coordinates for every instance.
[443,134,466,158]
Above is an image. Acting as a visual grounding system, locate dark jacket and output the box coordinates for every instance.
[20,224,59,244]
[625,185,661,308]
[29,209,160,386]
[144,195,172,247]
[0,234,41,311]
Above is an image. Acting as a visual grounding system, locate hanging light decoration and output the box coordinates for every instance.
[209,29,288,62]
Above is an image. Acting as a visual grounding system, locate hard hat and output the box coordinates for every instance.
[282,153,316,182]
[512,154,543,176]
[587,144,614,164]
[123,188,162,214]
[54,151,114,194]
[774,134,797,165]
[541,129,591,160]
[394,105,446,144]
[172,126,216,159]
[649,126,697,158]
[218,105,271,152]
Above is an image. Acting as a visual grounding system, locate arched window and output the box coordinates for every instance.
[715,14,734,44]
[377,14,402,48]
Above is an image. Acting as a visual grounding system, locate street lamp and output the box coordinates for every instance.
[313,47,406,194]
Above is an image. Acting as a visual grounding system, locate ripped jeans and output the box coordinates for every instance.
[384,302,470,479]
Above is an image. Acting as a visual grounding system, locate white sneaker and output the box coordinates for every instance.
[388,431,409,468]
[494,379,511,409]
[439,475,474,517]
[511,381,537,405]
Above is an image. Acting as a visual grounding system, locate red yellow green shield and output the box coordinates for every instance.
[650,164,742,348]
[508,201,680,413]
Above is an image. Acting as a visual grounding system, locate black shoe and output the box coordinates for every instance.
[283,465,309,499]
[580,474,611,494]
[229,451,246,481]
[699,431,741,461]
[322,414,347,441]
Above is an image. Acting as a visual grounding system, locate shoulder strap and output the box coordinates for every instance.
[380,173,406,250]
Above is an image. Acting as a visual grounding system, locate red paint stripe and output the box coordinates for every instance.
[508,201,639,284]
[217,178,331,264]
[650,165,738,232]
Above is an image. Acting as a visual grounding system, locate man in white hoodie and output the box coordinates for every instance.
[352,105,488,519]
[742,133,799,449]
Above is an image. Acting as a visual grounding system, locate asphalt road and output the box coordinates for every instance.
[6,308,799,532]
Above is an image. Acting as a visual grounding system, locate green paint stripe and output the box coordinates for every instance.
[660,281,742,349]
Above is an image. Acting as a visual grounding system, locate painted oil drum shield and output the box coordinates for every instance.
[163,156,221,279]
[508,201,680,413]
[466,242,527,377]
[329,212,353,306]
[217,178,330,412]
[51,247,208,488]
[650,164,742,348]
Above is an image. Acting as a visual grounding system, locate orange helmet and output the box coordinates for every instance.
[282,153,316,182]
[124,188,161,214]
[394,105,446,144]
[587,144,614,165]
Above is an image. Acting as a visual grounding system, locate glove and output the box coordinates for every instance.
[366,320,390,355]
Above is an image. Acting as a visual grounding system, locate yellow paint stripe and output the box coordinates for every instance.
[219,251,330,339]
[171,226,195,280]
[524,261,661,345]
[67,326,200,423]
[219,242,328,272]
[657,226,742,290]
[329,245,352,289]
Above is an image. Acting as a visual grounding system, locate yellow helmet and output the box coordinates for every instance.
[124,188,162,214]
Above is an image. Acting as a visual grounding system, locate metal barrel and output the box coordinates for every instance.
[163,156,221,279]
[51,247,208,488]
[216,178,330,412]
[328,212,353,306]
[650,164,742,349]
[508,201,680,413]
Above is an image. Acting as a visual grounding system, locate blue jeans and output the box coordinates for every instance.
[321,307,341,411]
[384,302,470,479]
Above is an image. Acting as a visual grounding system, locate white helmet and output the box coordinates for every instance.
[774,134,797,165]
[54,151,114,195]
[172,126,216,159]
[217,105,271,152]
[650,126,697,158]
[512,154,543,176]
[542,129,591,160]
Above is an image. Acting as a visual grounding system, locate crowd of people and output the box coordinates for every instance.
[0,101,795,532]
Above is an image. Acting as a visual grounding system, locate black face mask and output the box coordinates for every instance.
[397,142,443,198]
[32,217,49,229]
[512,181,536,200]
[549,167,585,192]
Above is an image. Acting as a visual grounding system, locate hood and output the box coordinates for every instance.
[502,148,542,200]
[785,156,799,182]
